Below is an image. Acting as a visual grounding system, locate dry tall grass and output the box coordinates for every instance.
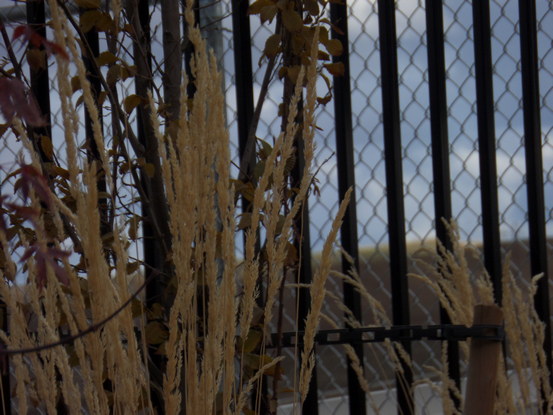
[0,1,350,414]
[327,220,552,414]
[410,221,552,414]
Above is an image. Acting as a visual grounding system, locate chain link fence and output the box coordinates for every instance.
[0,0,552,413]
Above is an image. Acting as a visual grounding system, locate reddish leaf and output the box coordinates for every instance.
[0,78,45,126]
[19,244,38,263]
[20,164,53,207]
[13,25,69,60]
[21,243,70,288]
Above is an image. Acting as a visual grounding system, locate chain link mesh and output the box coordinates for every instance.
[0,0,551,413]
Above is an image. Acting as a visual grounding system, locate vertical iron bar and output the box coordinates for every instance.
[26,0,52,165]
[82,17,102,159]
[81,10,109,242]
[424,0,460,406]
[83,16,105,153]
[518,0,553,389]
[25,3,55,412]
[294,145,318,415]
[181,0,199,98]
[280,0,318,410]
[376,1,413,414]
[231,0,255,179]
[330,1,366,414]
[471,0,502,302]
[161,0,182,123]
[129,1,168,412]
[0,299,7,415]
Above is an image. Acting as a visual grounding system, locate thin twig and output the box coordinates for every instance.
[238,18,282,183]
[57,0,145,156]
[0,24,23,80]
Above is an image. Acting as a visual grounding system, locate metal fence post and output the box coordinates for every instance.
[518,0,553,393]
[471,0,502,302]
[330,1,367,413]
[376,1,413,413]
[424,0,460,407]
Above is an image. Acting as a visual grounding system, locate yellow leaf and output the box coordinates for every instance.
[50,166,70,180]
[79,10,113,32]
[126,261,140,274]
[264,33,280,58]
[128,216,139,240]
[71,76,81,93]
[40,136,53,159]
[318,50,330,61]
[101,231,114,247]
[95,12,114,32]
[147,303,164,320]
[131,299,144,318]
[291,33,305,55]
[319,26,329,43]
[243,353,281,377]
[124,94,142,113]
[26,49,46,71]
[231,179,255,202]
[243,328,262,353]
[281,9,303,32]
[304,0,319,16]
[119,162,130,174]
[75,0,101,8]
[285,242,298,266]
[260,4,278,23]
[317,95,332,105]
[96,51,118,66]
[285,65,301,82]
[98,91,107,106]
[324,62,344,76]
[258,139,273,159]
[253,159,266,181]
[120,64,136,80]
[237,212,252,230]
[76,94,84,107]
[143,162,155,178]
[248,0,273,14]
[0,124,8,138]
[146,321,168,345]
[324,38,343,56]
[79,10,101,32]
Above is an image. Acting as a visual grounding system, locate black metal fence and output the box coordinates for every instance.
[0,0,551,414]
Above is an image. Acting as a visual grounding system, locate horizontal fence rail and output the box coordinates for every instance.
[272,324,505,347]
